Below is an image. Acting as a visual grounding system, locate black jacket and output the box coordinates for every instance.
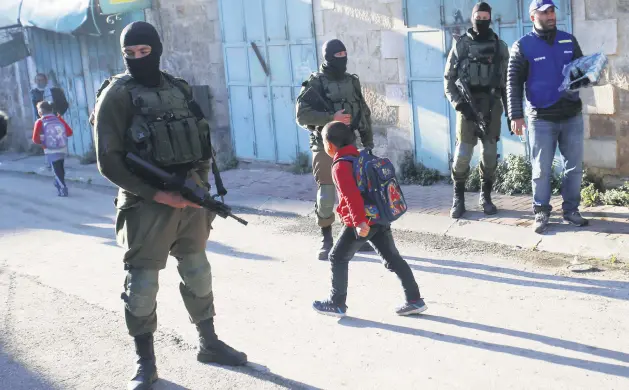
[506,28,583,122]
[31,87,69,118]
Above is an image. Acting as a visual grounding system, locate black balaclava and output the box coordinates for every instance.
[471,2,492,38]
[321,39,347,79]
[120,22,163,87]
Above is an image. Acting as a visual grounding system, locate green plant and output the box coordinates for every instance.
[494,154,533,195]
[601,184,629,206]
[219,154,239,171]
[289,151,311,175]
[80,145,97,165]
[581,183,602,207]
[399,151,443,186]
[465,166,481,192]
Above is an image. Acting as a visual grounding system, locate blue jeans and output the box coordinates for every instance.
[528,115,584,214]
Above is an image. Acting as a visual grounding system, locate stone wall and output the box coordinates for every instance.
[574,0,629,184]
[145,0,234,167]
[0,59,36,152]
[313,0,413,167]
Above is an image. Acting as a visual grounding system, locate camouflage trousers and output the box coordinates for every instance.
[115,196,217,336]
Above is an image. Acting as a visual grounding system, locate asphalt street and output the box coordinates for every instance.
[0,172,628,389]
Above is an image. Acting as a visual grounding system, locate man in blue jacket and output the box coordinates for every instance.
[507,0,589,234]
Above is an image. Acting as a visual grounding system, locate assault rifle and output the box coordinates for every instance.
[125,153,248,226]
[455,79,488,138]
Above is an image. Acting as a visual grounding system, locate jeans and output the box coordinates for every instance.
[329,224,421,306]
[528,115,584,214]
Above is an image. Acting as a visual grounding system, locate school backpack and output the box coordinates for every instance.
[335,149,408,224]
[41,115,67,149]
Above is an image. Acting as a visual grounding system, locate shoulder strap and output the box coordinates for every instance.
[332,156,356,166]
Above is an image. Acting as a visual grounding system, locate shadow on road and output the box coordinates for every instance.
[353,255,629,301]
[338,316,629,378]
[216,362,323,390]
[422,315,629,364]
[206,241,275,261]
[0,346,55,390]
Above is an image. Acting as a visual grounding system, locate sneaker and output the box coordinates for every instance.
[61,186,68,197]
[312,300,347,318]
[563,211,589,227]
[533,212,550,234]
[396,299,428,316]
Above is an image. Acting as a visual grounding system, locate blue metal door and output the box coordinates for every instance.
[27,10,144,157]
[219,0,317,163]
[405,0,451,173]
[406,0,572,174]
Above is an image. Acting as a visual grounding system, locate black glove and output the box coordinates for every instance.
[456,102,475,121]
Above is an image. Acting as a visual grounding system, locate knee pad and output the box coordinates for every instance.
[316,184,336,219]
[178,253,212,298]
[124,269,159,318]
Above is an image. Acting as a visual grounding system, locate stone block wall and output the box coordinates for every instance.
[145,0,234,167]
[313,0,413,168]
[574,0,629,183]
[0,59,36,152]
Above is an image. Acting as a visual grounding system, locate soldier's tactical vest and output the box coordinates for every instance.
[97,73,213,168]
[456,34,503,89]
[320,74,363,121]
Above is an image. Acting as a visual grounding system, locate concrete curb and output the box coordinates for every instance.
[1,158,626,263]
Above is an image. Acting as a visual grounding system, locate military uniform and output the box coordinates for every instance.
[93,21,245,390]
[296,55,373,259]
[444,26,509,218]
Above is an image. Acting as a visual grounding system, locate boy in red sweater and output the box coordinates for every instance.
[32,101,73,197]
[312,122,427,317]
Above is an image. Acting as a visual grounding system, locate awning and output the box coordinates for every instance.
[98,0,152,16]
[0,0,21,30]
[2,0,151,35]
[19,0,91,35]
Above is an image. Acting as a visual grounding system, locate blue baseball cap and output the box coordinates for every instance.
[529,0,558,13]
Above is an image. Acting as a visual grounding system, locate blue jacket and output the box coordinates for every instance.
[507,29,583,121]
[520,30,579,108]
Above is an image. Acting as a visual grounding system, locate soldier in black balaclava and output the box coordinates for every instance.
[296,38,376,260]
[444,2,510,219]
[120,21,163,87]
[471,2,492,38]
[321,39,348,79]
[92,21,248,390]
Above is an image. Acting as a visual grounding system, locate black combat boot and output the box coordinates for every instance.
[450,182,466,219]
[128,333,158,390]
[480,180,498,215]
[318,226,334,260]
[196,318,247,366]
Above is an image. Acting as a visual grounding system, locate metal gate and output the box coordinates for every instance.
[404,0,572,174]
[27,11,144,157]
[218,0,317,163]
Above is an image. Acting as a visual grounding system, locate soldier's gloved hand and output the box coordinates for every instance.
[153,191,201,209]
[333,109,351,126]
[456,102,475,121]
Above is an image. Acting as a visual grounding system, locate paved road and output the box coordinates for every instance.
[1,173,628,389]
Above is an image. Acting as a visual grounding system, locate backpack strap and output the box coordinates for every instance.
[332,155,357,166]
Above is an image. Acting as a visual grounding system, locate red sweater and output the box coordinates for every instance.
[32,114,73,148]
[332,145,373,227]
